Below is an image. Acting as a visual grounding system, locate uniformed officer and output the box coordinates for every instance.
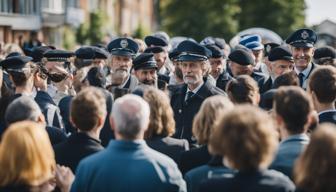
[170,40,225,144]
[263,42,280,79]
[285,28,318,89]
[168,48,183,85]
[228,48,265,82]
[239,34,265,73]
[258,46,294,94]
[205,45,232,91]
[106,37,139,92]
[313,46,336,66]
[144,35,171,77]
[133,53,167,90]
[42,49,75,105]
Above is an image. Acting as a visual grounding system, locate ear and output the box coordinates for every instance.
[69,116,76,128]
[255,92,261,105]
[109,115,115,132]
[37,114,46,124]
[96,115,105,129]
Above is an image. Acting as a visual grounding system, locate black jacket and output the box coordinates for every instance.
[170,82,225,143]
[54,132,104,172]
[199,169,295,192]
[179,145,211,175]
[319,110,336,124]
[216,71,233,91]
[146,136,189,164]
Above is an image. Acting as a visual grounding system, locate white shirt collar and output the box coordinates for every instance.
[318,109,336,116]
[187,82,204,94]
[294,62,312,78]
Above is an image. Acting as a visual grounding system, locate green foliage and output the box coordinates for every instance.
[160,0,306,40]
[161,0,240,41]
[237,0,306,38]
[63,25,76,50]
[76,10,106,45]
[133,24,150,39]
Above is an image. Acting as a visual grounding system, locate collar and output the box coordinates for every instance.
[281,133,309,144]
[187,81,204,94]
[108,139,147,150]
[295,62,312,77]
[318,109,336,116]
[119,74,131,88]
[70,132,102,144]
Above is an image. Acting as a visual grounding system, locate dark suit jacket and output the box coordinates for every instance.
[54,132,104,172]
[199,169,295,192]
[216,71,233,91]
[319,110,336,124]
[258,77,273,94]
[251,71,266,83]
[146,136,189,164]
[170,81,225,143]
[46,126,67,145]
[58,95,75,133]
[179,145,211,175]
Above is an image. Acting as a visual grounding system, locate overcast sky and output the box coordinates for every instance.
[305,0,336,26]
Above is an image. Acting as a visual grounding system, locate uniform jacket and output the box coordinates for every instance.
[270,134,309,179]
[70,140,186,192]
[179,145,211,175]
[170,81,225,143]
[318,110,336,124]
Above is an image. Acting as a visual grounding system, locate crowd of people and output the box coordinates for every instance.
[0,26,336,192]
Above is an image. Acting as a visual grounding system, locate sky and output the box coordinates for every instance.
[305,0,336,26]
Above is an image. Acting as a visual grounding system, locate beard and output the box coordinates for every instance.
[183,75,200,85]
[142,79,155,86]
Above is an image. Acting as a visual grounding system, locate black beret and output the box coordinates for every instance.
[268,46,294,62]
[0,56,33,72]
[107,38,139,57]
[30,46,55,62]
[205,45,225,58]
[313,46,336,60]
[286,28,317,48]
[228,49,254,66]
[144,35,168,47]
[43,50,75,61]
[75,46,109,59]
[264,43,280,57]
[168,48,180,61]
[177,40,211,61]
[144,46,165,54]
[133,53,158,70]
[86,67,106,88]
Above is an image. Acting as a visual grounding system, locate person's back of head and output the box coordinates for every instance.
[111,94,150,140]
[143,87,175,139]
[294,123,336,192]
[274,86,313,135]
[0,121,55,188]
[192,95,234,145]
[71,86,107,132]
[209,105,278,170]
[308,66,336,105]
[273,71,299,89]
[226,75,260,105]
[5,96,43,126]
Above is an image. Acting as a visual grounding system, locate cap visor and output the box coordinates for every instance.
[290,42,314,48]
[111,50,134,57]
[177,55,207,61]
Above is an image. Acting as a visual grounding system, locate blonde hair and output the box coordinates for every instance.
[192,95,234,145]
[294,123,336,192]
[209,105,278,170]
[143,88,175,138]
[0,121,55,187]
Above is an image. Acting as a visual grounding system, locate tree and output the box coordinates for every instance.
[87,11,106,44]
[160,0,240,41]
[236,0,306,39]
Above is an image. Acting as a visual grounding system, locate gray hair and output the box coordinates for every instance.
[5,96,42,125]
[111,94,150,139]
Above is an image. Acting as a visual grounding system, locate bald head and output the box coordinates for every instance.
[111,94,150,139]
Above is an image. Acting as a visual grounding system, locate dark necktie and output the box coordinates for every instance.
[185,91,194,103]
[298,73,305,87]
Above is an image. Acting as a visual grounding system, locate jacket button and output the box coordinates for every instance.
[178,109,182,113]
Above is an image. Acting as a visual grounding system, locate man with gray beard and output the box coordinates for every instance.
[106,38,139,95]
[170,40,225,144]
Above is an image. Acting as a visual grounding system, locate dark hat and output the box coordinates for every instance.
[133,53,158,70]
[313,46,336,60]
[107,37,139,57]
[43,49,75,61]
[6,52,22,59]
[30,46,55,62]
[144,46,165,54]
[75,46,109,60]
[200,36,216,46]
[205,45,225,59]
[176,40,211,61]
[168,48,181,61]
[86,67,106,88]
[264,43,280,57]
[0,56,33,72]
[144,35,168,47]
[268,46,294,62]
[228,49,254,66]
[285,28,317,48]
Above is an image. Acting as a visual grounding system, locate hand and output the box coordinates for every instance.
[55,164,75,192]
